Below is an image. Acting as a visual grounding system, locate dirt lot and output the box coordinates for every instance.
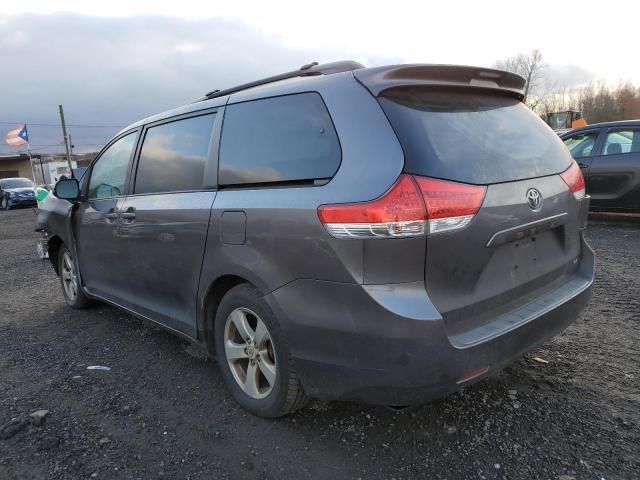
[0,208,638,480]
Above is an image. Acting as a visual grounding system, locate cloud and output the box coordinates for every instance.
[545,64,596,89]
[0,13,400,154]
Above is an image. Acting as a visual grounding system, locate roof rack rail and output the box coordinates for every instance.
[194,60,365,102]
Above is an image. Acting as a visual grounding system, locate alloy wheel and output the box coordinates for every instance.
[61,251,78,301]
[223,307,277,399]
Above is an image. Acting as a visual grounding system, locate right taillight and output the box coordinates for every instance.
[318,174,487,238]
[560,161,586,200]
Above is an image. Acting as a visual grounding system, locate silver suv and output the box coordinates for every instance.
[39,61,594,417]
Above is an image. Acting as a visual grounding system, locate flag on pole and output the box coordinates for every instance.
[5,124,29,147]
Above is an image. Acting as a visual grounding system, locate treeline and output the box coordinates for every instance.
[539,82,640,124]
[495,50,640,124]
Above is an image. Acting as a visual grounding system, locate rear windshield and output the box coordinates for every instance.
[378,88,572,184]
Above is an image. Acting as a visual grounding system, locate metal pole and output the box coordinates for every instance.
[39,157,46,185]
[24,121,38,186]
[27,149,37,185]
[58,105,74,178]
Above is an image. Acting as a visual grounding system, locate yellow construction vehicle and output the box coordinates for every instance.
[545,110,587,132]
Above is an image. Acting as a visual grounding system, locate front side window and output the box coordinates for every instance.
[602,130,640,156]
[88,133,137,199]
[218,93,341,185]
[134,114,216,195]
[563,132,599,158]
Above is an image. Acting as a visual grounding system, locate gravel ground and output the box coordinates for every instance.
[0,208,639,480]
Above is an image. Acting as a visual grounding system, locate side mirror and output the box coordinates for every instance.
[54,178,80,201]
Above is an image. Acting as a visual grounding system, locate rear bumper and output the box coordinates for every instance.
[265,234,594,406]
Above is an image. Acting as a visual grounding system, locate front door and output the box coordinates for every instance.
[561,129,602,191]
[74,131,139,303]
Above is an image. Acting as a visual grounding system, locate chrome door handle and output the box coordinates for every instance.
[121,207,136,223]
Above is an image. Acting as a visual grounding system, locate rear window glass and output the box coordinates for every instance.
[378,89,572,184]
[603,129,640,155]
[218,93,341,185]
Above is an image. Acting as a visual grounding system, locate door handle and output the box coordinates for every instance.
[577,162,588,169]
[105,209,119,221]
[121,207,136,223]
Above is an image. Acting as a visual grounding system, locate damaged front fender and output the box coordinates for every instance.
[35,193,76,273]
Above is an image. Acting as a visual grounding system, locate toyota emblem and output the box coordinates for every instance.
[526,188,543,211]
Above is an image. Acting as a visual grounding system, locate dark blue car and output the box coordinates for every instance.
[0,177,36,210]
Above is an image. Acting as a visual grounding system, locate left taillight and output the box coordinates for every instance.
[318,174,487,238]
[560,161,586,200]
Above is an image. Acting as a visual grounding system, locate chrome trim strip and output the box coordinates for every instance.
[485,212,568,248]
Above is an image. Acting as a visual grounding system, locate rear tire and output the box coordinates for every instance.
[1,196,10,210]
[214,283,308,417]
[58,245,93,309]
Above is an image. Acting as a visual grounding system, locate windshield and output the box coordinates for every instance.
[548,112,570,130]
[0,178,33,189]
[378,88,572,184]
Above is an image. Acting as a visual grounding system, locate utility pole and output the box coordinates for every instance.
[58,104,74,178]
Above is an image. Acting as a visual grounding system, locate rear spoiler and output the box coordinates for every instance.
[353,64,526,100]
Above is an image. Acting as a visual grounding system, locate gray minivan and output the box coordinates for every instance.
[39,61,594,417]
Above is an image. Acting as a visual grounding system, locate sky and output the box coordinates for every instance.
[1,0,638,154]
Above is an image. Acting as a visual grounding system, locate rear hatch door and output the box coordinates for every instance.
[378,87,585,337]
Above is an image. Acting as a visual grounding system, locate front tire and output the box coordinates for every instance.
[214,283,308,417]
[58,246,93,309]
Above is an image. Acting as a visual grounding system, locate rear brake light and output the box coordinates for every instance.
[318,174,487,238]
[317,175,426,238]
[560,161,586,200]
[413,177,487,234]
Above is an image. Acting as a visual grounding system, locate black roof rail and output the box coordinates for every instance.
[194,60,365,103]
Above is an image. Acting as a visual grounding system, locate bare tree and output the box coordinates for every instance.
[495,49,546,109]
[495,49,640,122]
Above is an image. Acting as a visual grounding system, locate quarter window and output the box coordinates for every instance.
[218,93,341,185]
[135,114,216,194]
[562,132,599,158]
[602,130,640,156]
[88,132,137,200]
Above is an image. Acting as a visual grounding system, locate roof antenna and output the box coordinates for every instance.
[300,62,319,71]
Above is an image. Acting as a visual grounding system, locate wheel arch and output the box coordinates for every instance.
[201,274,254,356]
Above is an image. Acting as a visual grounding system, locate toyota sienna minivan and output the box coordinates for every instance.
[39,61,594,417]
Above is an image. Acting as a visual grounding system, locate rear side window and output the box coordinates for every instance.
[135,114,216,194]
[378,88,572,184]
[602,129,640,155]
[218,93,341,185]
